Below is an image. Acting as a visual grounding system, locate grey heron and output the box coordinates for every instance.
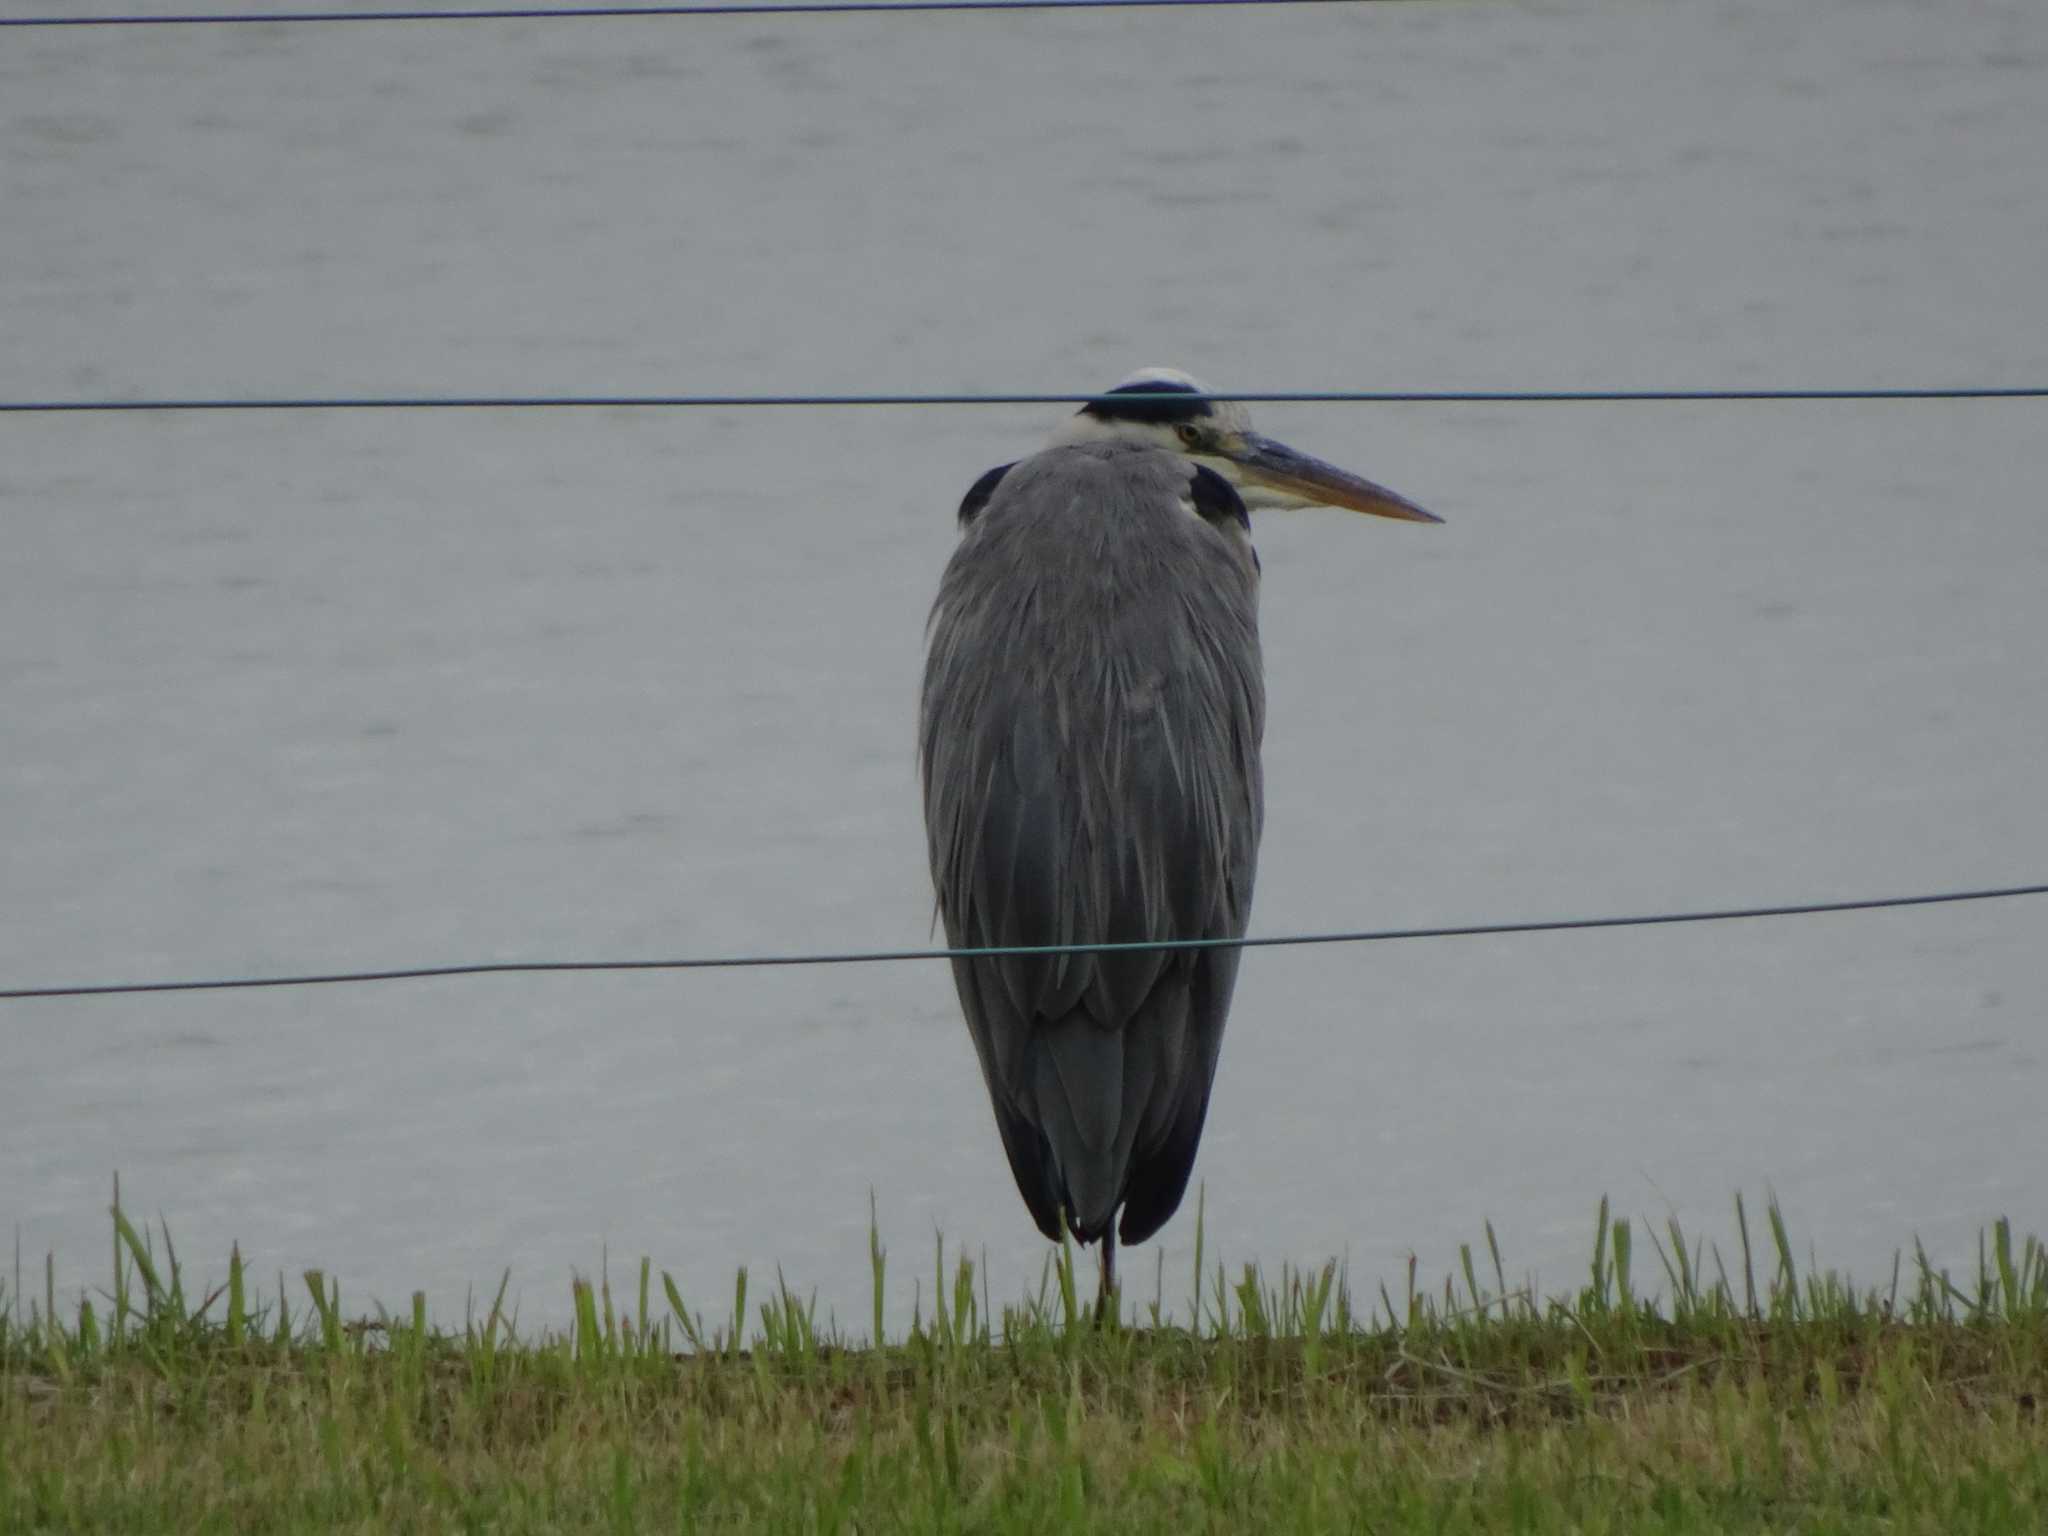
[919,367,1439,1317]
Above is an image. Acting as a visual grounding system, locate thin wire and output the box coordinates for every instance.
[4,0,1397,28]
[2,387,2044,415]
[5,881,2043,1001]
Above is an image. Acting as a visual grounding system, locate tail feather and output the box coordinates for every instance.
[1026,965,1196,1244]
[1029,1017,1124,1239]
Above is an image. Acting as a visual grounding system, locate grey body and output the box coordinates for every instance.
[918,366,1437,1275]
[920,440,1265,1246]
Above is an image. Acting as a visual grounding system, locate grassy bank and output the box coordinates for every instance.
[3,1193,2044,1532]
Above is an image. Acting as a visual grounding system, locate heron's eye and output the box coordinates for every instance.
[1175,424,1203,448]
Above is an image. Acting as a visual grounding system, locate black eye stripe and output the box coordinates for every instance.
[1079,379,1214,427]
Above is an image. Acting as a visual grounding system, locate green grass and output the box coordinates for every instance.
[2,1186,2044,1532]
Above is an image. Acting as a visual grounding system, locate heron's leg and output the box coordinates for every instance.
[1095,1231,1118,1327]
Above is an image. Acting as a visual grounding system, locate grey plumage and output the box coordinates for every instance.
[920,441,1264,1247]
[918,367,1437,1287]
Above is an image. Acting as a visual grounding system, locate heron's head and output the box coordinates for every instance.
[1048,366,1440,523]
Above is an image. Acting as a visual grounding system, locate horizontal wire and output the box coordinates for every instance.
[5,881,2043,1002]
[5,0,1398,28]
[2,387,2045,415]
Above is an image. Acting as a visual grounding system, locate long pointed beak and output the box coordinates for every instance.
[1230,433,1442,523]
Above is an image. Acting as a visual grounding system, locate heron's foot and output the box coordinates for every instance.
[1094,1232,1120,1328]
[1092,1285,1121,1329]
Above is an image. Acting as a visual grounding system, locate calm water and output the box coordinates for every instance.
[3,0,2045,1332]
